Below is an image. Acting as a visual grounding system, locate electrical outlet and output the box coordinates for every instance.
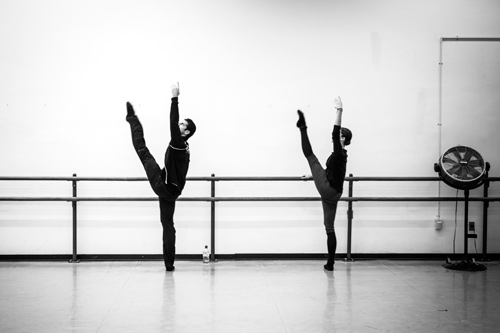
[469,221,475,232]
[435,219,443,230]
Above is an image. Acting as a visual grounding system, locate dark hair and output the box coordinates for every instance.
[184,118,196,140]
[341,127,352,146]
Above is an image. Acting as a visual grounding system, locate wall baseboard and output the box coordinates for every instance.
[0,253,498,261]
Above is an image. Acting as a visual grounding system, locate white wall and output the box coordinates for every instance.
[1,0,499,256]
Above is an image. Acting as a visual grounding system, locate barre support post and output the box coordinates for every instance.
[345,174,354,262]
[482,172,490,261]
[211,174,216,261]
[69,173,80,263]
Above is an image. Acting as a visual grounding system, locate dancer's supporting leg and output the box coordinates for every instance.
[160,198,176,270]
[322,201,339,271]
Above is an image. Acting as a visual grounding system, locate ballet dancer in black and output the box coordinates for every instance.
[296,96,352,271]
[126,83,196,271]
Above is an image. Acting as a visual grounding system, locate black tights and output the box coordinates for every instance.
[300,128,313,158]
[327,232,337,266]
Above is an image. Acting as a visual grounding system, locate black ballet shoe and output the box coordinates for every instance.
[126,102,136,121]
[296,110,307,129]
[166,266,175,272]
[324,264,334,271]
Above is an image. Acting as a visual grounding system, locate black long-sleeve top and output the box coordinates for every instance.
[164,97,190,192]
[325,125,348,194]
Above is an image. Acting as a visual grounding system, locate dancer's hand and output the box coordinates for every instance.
[334,96,343,110]
[172,82,180,98]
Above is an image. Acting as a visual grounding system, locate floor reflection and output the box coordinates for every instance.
[0,260,498,332]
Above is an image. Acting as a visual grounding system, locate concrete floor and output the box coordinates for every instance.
[0,260,499,332]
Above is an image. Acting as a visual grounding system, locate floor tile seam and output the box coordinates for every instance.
[257,261,289,333]
[95,260,141,332]
[377,260,450,311]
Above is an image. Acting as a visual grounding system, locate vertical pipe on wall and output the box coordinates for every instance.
[437,38,444,220]
[438,38,499,260]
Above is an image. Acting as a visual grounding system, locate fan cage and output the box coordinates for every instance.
[438,146,486,190]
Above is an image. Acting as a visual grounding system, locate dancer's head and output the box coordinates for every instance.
[341,127,352,146]
[179,118,196,140]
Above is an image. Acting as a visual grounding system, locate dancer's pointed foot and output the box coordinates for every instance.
[126,102,136,121]
[296,110,307,129]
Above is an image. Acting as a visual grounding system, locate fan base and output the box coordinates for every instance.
[442,258,487,271]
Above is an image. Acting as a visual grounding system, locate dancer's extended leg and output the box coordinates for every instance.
[126,105,165,197]
[298,110,337,197]
[297,110,313,158]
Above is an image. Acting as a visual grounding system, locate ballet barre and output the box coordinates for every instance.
[1,174,499,262]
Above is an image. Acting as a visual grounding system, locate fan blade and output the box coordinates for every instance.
[443,156,458,164]
[461,167,468,179]
[450,149,462,162]
[466,166,481,178]
[463,148,474,162]
[445,164,462,176]
[467,159,483,168]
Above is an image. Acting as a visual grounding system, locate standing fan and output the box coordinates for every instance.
[436,146,486,190]
[434,145,490,271]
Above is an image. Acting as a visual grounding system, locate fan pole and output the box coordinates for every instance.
[443,188,486,271]
[463,190,469,256]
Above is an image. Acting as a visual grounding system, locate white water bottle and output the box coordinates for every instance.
[202,245,210,263]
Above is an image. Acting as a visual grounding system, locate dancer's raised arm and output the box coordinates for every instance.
[332,96,344,152]
[333,96,343,127]
[169,82,183,147]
